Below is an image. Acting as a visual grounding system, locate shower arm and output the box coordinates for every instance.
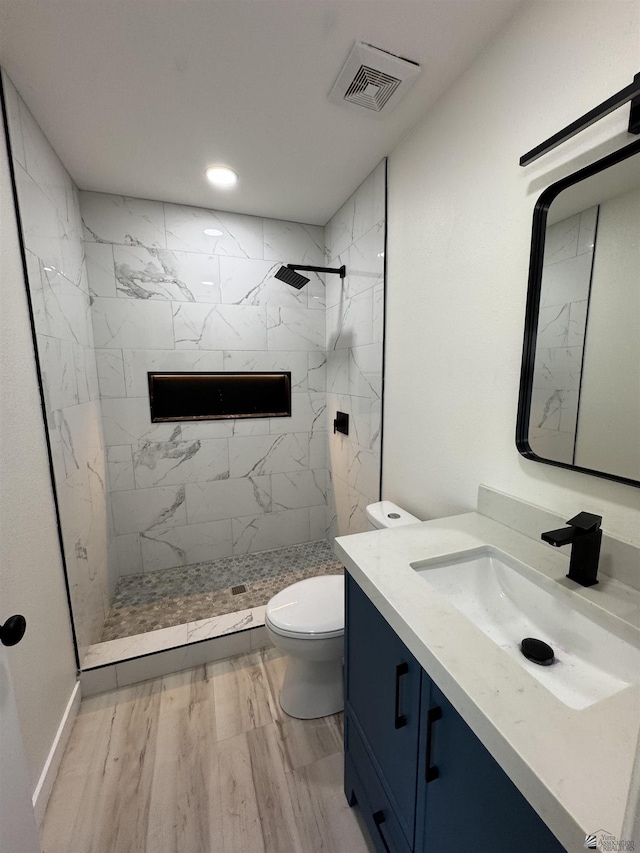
[287,264,346,279]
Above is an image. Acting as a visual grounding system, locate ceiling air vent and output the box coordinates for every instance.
[329,42,420,116]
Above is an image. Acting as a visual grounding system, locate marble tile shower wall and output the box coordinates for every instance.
[2,73,115,659]
[324,160,385,536]
[529,207,597,465]
[80,191,329,574]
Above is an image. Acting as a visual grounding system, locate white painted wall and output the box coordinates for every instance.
[0,91,77,794]
[384,0,640,545]
[576,187,640,480]
[0,647,40,852]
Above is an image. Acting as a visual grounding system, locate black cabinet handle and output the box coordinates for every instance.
[425,705,442,782]
[0,615,26,647]
[394,662,409,729]
[372,810,392,853]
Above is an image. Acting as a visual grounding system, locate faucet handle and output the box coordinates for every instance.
[566,512,602,532]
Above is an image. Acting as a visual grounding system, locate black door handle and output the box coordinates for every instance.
[372,810,392,853]
[394,662,409,729]
[1,615,26,647]
[425,705,442,782]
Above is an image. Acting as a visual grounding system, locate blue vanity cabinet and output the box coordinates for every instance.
[345,715,413,853]
[345,573,567,853]
[345,573,422,843]
[415,680,566,853]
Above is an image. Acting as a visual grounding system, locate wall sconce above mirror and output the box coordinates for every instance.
[517,139,640,488]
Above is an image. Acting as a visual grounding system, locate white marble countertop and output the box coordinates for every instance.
[335,512,640,853]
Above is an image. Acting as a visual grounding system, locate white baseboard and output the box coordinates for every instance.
[32,680,81,824]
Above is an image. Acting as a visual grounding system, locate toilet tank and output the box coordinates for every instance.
[365,501,422,530]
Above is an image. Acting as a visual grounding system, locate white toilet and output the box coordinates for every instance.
[265,574,345,719]
[365,500,421,530]
[265,502,422,720]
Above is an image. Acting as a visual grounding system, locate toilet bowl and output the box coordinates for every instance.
[266,503,419,719]
[265,574,344,719]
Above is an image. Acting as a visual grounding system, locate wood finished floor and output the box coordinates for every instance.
[41,647,373,853]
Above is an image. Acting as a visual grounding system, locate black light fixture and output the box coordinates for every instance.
[520,70,640,166]
[275,263,347,290]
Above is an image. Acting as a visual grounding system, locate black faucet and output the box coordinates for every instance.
[541,512,602,587]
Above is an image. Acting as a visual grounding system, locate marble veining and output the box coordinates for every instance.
[263,219,324,264]
[3,71,115,659]
[139,528,190,567]
[92,296,175,350]
[77,170,385,580]
[112,485,188,537]
[115,244,197,302]
[163,203,264,258]
[187,609,257,642]
[530,206,597,466]
[139,518,233,573]
[324,161,385,539]
[81,192,166,248]
[172,302,268,350]
[266,305,325,351]
[229,433,308,478]
[95,349,126,398]
[231,507,310,555]
[9,134,386,613]
[219,258,306,307]
[152,486,187,529]
[132,437,229,488]
[535,389,563,430]
[308,352,327,391]
[102,398,182,446]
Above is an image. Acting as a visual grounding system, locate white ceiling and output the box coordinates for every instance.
[0,0,523,225]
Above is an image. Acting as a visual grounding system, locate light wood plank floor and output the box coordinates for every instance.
[41,647,373,853]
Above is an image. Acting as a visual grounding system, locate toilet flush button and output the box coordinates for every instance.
[387,513,401,519]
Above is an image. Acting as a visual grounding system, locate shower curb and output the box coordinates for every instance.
[80,608,270,696]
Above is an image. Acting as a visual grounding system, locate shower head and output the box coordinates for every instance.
[274,263,347,290]
[274,266,310,290]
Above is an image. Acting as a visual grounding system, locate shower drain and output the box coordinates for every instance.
[231,584,247,595]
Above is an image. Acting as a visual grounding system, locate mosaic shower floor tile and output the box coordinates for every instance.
[101,539,343,641]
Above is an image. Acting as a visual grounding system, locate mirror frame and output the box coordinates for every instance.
[516,138,640,489]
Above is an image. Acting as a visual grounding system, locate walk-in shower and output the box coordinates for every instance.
[3,66,386,678]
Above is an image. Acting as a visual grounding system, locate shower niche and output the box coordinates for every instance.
[148,372,292,422]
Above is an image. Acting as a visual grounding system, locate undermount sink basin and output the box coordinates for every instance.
[411,546,640,709]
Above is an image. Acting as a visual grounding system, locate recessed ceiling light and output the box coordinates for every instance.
[203,228,223,237]
[205,166,238,187]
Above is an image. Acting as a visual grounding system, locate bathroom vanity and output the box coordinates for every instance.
[344,573,565,852]
[336,508,640,853]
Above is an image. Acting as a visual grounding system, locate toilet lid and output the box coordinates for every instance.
[265,575,344,637]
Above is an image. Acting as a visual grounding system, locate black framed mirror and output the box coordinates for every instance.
[517,139,640,488]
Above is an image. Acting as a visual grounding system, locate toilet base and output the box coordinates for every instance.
[279,656,344,719]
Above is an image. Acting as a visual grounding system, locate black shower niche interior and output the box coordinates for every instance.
[148,372,292,422]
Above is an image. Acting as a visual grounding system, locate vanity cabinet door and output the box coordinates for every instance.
[345,714,413,853]
[345,573,422,841]
[416,682,566,853]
